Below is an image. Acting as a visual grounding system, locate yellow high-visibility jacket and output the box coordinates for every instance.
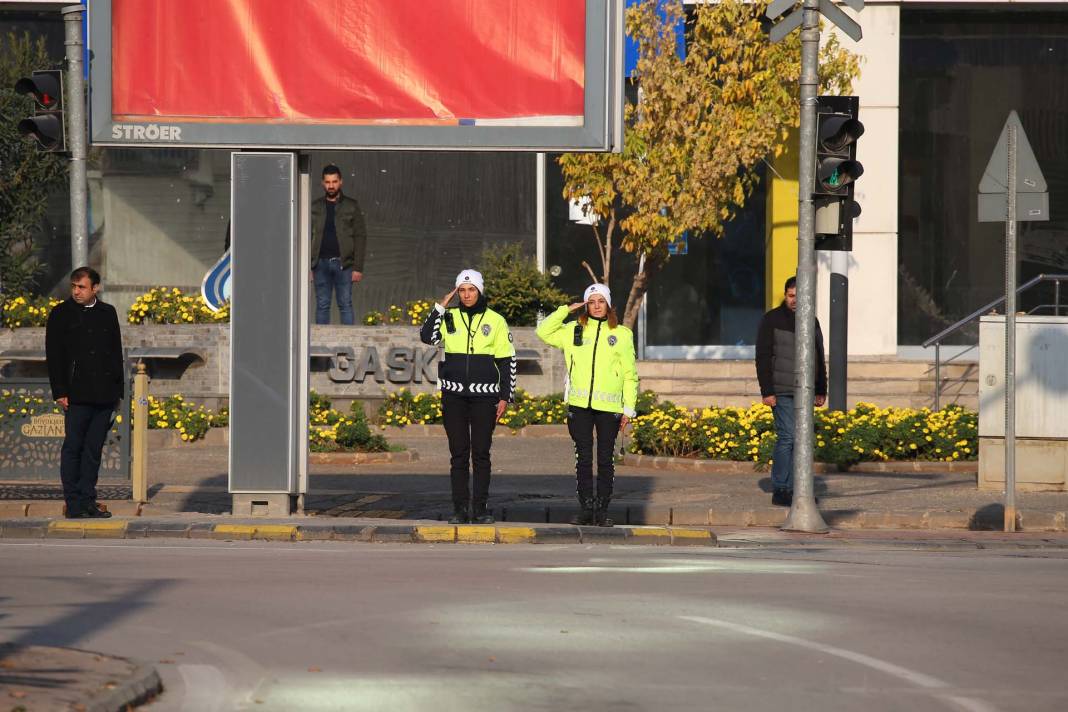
[536,306,638,416]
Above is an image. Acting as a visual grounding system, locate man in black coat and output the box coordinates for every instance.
[755,276,827,507]
[46,267,124,518]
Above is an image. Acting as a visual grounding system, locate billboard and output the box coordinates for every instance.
[89,0,623,151]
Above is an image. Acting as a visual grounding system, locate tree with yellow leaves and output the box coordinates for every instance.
[559,0,860,328]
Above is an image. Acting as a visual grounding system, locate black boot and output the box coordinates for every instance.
[594,496,614,527]
[448,505,469,524]
[471,502,495,525]
[771,488,793,507]
[571,495,596,526]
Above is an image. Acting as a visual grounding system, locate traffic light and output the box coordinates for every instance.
[814,95,863,251]
[14,69,65,152]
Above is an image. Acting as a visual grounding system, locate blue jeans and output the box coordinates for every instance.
[771,395,795,491]
[313,258,354,325]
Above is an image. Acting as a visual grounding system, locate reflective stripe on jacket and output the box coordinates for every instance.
[536,306,638,416]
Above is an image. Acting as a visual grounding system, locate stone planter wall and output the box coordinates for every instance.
[0,324,565,406]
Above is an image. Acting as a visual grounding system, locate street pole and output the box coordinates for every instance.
[782,0,829,533]
[1004,123,1017,533]
[829,250,848,411]
[63,5,88,270]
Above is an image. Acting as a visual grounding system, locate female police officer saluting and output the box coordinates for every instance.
[537,284,638,526]
[420,269,515,524]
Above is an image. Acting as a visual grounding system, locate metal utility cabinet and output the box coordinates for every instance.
[979,315,1068,491]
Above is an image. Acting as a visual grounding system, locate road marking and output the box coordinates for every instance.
[680,615,996,712]
[177,664,229,712]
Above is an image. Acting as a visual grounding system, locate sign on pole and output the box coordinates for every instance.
[977,111,1050,533]
[978,111,1049,223]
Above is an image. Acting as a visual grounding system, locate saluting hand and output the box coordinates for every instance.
[568,301,586,312]
[439,287,459,308]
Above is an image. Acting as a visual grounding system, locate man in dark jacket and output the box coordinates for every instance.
[46,267,124,518]
[755,276,827,507]
[309,164,368,325]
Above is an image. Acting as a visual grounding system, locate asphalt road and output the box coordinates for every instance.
[3,540,1066,712]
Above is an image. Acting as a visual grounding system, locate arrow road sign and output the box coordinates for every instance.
[818,0,862,42]
[767,0,864,44]
[767,0,797,20]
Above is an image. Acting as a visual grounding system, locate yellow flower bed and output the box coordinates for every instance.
[2,295,63,328]
[363,299,434,327]
[629,402,978,468]
[378,389,568,429]
[127,287,230,324]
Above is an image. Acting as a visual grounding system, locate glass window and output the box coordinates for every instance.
[899,9,1068,345]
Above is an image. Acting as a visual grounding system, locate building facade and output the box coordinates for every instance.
[4,1,1067,362]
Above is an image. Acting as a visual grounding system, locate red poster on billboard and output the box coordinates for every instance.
[111,0,586,125]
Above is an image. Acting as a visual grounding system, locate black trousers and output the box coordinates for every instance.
[442,393,497,510]
[567,406,620,500]
[60,403,115,514]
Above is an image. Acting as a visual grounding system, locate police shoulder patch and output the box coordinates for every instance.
[607,334,618,346]
[482,324,492,336]
[507,332,514,342]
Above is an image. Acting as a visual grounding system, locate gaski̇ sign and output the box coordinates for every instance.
[324,346,439,384]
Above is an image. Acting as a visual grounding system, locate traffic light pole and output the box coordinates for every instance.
[63,5,88,270]
[782,0,829,533]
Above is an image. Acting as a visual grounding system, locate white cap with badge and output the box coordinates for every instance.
[455,269,484,294]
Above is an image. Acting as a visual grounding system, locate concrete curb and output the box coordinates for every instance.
[85,661,163,712]
[0,517,718,546]
[2,502,1065,531]
[621,453,978,475]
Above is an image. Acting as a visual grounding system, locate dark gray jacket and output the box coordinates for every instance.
[755,304,827,397]
[310,193,368,271]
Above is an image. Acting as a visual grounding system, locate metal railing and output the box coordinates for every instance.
[922,273,1068,410]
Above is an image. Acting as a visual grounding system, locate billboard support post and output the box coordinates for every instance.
[63,4,87,269]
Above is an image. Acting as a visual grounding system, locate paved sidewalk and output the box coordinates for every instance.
[2,430,1067,530]
[0,644,160,712]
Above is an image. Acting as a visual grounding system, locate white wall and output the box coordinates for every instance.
[818,2,901,356]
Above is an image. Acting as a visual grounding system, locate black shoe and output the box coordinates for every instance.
[471,505,495,525]
[448,509,469,525]
[594,496,614,527]
[64,508,89,519]
[570,495,596,526]
[83,506,113,519]
[771,488,793,507]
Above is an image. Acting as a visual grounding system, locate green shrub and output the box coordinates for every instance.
[479,243,570,326]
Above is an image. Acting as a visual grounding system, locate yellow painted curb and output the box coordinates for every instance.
[456,525,496,543]
[496,527,536,544]
[253,525,298,541]
[49,520,127,537]
[415,525,457,543]
[49,518,127,529]
[668,527,715,544]
[213,524,255,540]
[628,526,672,542]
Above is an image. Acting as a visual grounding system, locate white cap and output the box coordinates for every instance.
[455,269,484,294]
[583,283,612,308]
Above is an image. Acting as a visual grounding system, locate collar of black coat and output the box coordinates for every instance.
[459,293,487,316]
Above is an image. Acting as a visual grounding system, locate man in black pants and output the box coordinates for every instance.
[46,267,125,519]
